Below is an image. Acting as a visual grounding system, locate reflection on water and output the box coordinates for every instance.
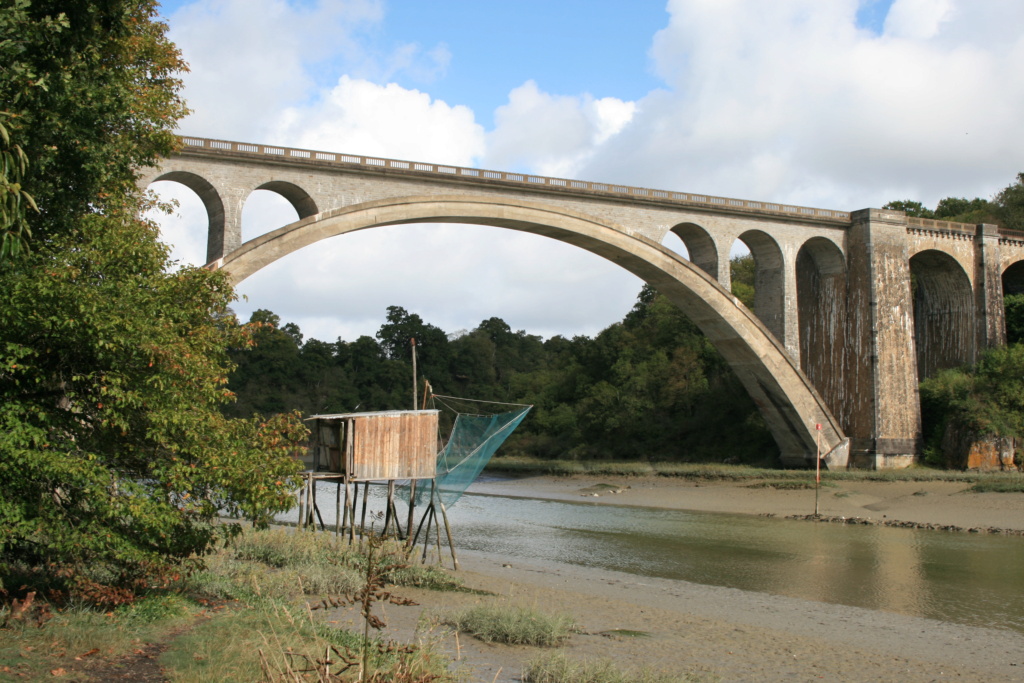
[281,480,1024,632]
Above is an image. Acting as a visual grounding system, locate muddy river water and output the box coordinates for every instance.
[283,479,1024,633]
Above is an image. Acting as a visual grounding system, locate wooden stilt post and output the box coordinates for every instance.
[420,504,434,564]
[384,480,395,536]
[438,500,460,570]
[434,506,443,563]
[359,480,370,539]
[335,479,342,537]
[405,480,417,544]
[311,477,319,530]
[348,478,358,543]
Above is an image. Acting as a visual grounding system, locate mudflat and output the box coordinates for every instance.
[354,474,1024,682]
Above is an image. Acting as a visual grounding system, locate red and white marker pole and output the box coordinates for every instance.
[814,423,822,516]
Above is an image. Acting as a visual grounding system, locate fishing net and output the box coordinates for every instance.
[402,395,531,508]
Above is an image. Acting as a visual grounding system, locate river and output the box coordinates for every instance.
[281,478,1024,634]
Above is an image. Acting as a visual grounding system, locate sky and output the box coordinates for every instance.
[150,0,1024,344]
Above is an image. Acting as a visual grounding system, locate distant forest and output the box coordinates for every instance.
[225,256,779,464]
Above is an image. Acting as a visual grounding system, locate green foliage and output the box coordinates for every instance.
[1005,294,1024,345]
[228,285,777,464]
[883,200,934,218]
[0,214,306,587]
[0,112,36,257]
[0,0,307,594]
[0,0,187,246]
[729,254,756,308]
[884,171,1024,228]
[994,172,1024,230]
[934,196,997,224]
[919,344,1024,460]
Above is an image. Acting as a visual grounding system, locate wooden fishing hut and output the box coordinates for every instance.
[299,410,438,540]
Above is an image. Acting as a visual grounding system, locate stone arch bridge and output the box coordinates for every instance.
[139,137,1024,469]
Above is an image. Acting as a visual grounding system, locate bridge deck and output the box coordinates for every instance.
[176,136,853,226]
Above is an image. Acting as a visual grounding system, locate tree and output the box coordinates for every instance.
[919,344,1024,462]
[933,196,995,224]
[0,1,305,594]
[994,172,1024,230]
[0,0,186,246]
[883,200,934,218]
[730,254,756,309]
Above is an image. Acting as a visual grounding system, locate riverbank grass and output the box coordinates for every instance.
[0,527,464,681]
[522,651,720,683]
[440,604,577,646]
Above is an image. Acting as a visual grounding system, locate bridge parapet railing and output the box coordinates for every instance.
[177,136,851,224]
[906,216,975,240]
[905,216,1024,243]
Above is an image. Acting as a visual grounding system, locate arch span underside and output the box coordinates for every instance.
[797,237,850,431]
[213,194,846,465]
[910,250,975,379]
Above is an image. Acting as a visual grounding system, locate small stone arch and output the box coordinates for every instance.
[149,170,225,263]
[1003,260,1024,296]
[255,180,319,220]
[736,230,785,342]
[796,237,849,431]
[1003,260,1024,344]
[909,249,975,379]
[666,222,719,280]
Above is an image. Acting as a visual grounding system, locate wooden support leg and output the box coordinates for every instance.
[438,500,460,570]
[335,480,342,537]
[421,505,434,564]
[384,480,395,536]
[405,480,417,545]
[359,481,370,539]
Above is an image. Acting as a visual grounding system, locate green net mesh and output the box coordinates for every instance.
[402,395,531,508]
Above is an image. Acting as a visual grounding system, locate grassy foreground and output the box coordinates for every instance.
[0,528,461,681]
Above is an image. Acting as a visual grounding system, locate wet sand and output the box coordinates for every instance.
[335,475,1024,682]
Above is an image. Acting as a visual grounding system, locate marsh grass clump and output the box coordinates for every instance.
[522,651,719,682]
[747,480,837,490]
[969,476,1024,493]
[440,604,576,646]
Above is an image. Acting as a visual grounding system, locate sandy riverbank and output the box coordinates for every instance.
[331,475,1024,682]
[470,473,1024,532]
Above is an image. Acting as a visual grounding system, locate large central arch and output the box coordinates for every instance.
[215,194,847,465]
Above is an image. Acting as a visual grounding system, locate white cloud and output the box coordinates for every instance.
[167,0,384,141]
[154,0,1024,344]
[560,0,1024,209]
[485,81,636,178]
[884,0,955,40]
[275,76,485,165]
